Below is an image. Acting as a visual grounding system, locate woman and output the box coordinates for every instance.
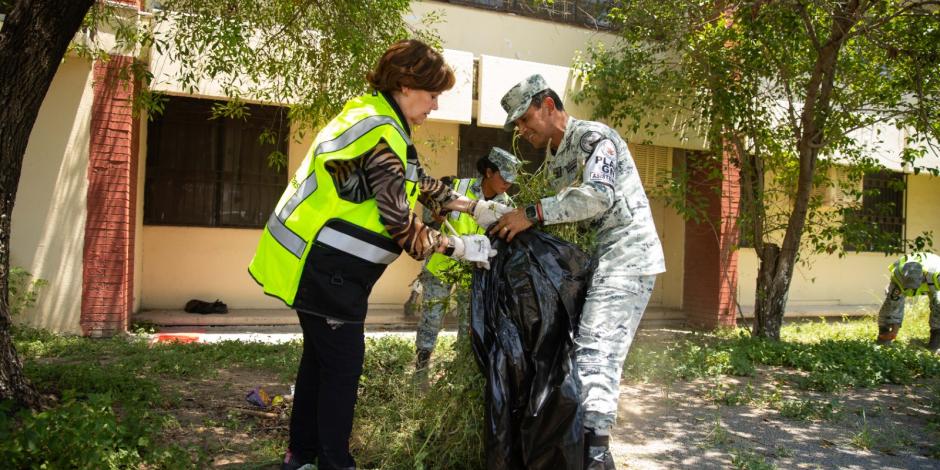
[248,39,496,470]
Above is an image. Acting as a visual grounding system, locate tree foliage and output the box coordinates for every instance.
[576,0,940,338]
[0,0,434,408]
[78,0,437,155]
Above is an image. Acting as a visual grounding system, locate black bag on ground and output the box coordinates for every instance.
[184,299,228,314]
[470,230,592,470]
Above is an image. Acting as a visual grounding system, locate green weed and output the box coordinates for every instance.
[775,398,841,421]
[851,412,876,450]
[0,393,201,468]
[626,306,940,392]
[704,382,758,406]
[702,412,732,448]
[731,448,777,470]
[8,266,48,317]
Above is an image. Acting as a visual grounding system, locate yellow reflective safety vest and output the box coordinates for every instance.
[425,178,484,281]
[249,92,419,306]
[889,252,940,297]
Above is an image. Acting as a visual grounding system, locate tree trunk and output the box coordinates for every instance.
[750,1,862,340]
[752,243,789,340]
[0,0,95,409]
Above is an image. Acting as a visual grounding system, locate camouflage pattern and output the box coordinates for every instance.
[415,269,470,352]
[500,96,666,430]
[415,268,452,352]
[488,147,522,183]
[878,253,940,330]
[577,275,656,431]
[539,117,665,277]
[500,74,550,131]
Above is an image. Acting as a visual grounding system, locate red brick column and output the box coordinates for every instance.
[82,55,139,337]
[682,148,740,329]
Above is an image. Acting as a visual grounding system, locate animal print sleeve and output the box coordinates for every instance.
[363,143,447,260]
[416,166,459,215]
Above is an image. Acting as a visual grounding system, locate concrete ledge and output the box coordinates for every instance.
[135,305,688,329]
[738,304,878,319]
[134,305,422,331]
[134,304,876,332]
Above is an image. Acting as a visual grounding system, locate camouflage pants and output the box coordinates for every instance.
[415,270,469,352]
[576,274,656,432]
[878,282,940,330]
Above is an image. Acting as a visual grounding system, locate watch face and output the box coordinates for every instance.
[525,205,537,220]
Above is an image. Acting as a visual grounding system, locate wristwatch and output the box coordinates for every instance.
[524,204,540,224]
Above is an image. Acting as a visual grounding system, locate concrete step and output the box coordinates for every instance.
[134,304,875,334]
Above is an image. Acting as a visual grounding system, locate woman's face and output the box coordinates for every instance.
[395,87,441,126]
[482,168,512,199]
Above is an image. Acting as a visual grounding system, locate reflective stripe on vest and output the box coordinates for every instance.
[266,115,413,259]
[316,226,399,264]
[315,115,412,156]
[266,212,306,259]
[449,178,474,220]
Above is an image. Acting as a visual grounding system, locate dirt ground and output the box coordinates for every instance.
[611,369,940,469]
[159,365,940,469]
[142,326,940,469]
[157,367,292,468]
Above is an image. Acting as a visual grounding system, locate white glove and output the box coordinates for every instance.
[449,235,498,270]
[471,200,513,229]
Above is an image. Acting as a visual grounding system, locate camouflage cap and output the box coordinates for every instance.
[500,74,551,131]
[898,261,924,290]
[487,147,522,183]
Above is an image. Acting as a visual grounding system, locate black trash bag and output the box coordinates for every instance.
[184,298,228,314]
[470,229,592,470]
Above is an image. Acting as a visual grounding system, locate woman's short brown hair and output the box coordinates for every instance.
[367,39,455,93]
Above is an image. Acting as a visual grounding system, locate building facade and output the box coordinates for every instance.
[11,0,940,335]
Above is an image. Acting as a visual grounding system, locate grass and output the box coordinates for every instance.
[3,298,940,467]
[625,299,940,393]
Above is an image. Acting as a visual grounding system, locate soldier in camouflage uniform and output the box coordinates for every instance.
[414,148,521,372]
[876,251,940,351]
[489,74,666,470]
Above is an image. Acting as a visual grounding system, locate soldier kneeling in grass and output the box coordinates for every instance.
[876,252,940,351]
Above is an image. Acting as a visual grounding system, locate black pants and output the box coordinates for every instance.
[289,312,365,469]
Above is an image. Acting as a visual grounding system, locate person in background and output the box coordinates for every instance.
[491,74,665,470]
[249,39,498,470]
[876,251,940,351]
[414,148,521,373]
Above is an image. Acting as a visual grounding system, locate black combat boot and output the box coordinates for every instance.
[584,429,616,470]
[928,329,940,353]
[876,324,900,346]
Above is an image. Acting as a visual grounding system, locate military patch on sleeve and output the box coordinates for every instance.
[579,130,604,154]
[585,139,617,187]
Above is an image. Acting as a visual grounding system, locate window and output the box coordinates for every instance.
[435,0,615,30]
[457,120,544,180]
[843,170,905,252]
[144,96,288,228]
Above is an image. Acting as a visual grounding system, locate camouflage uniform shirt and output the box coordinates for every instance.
[539,117,665,276]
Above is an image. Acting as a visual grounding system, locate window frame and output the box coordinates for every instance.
[143,95,289,229]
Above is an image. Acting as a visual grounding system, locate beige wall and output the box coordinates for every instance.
[11,58,94,333]
[737,172,940,309]
[413,2,708,150]
[737,250,896,308]
[140,226,287,309]
[907,173,940,243]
